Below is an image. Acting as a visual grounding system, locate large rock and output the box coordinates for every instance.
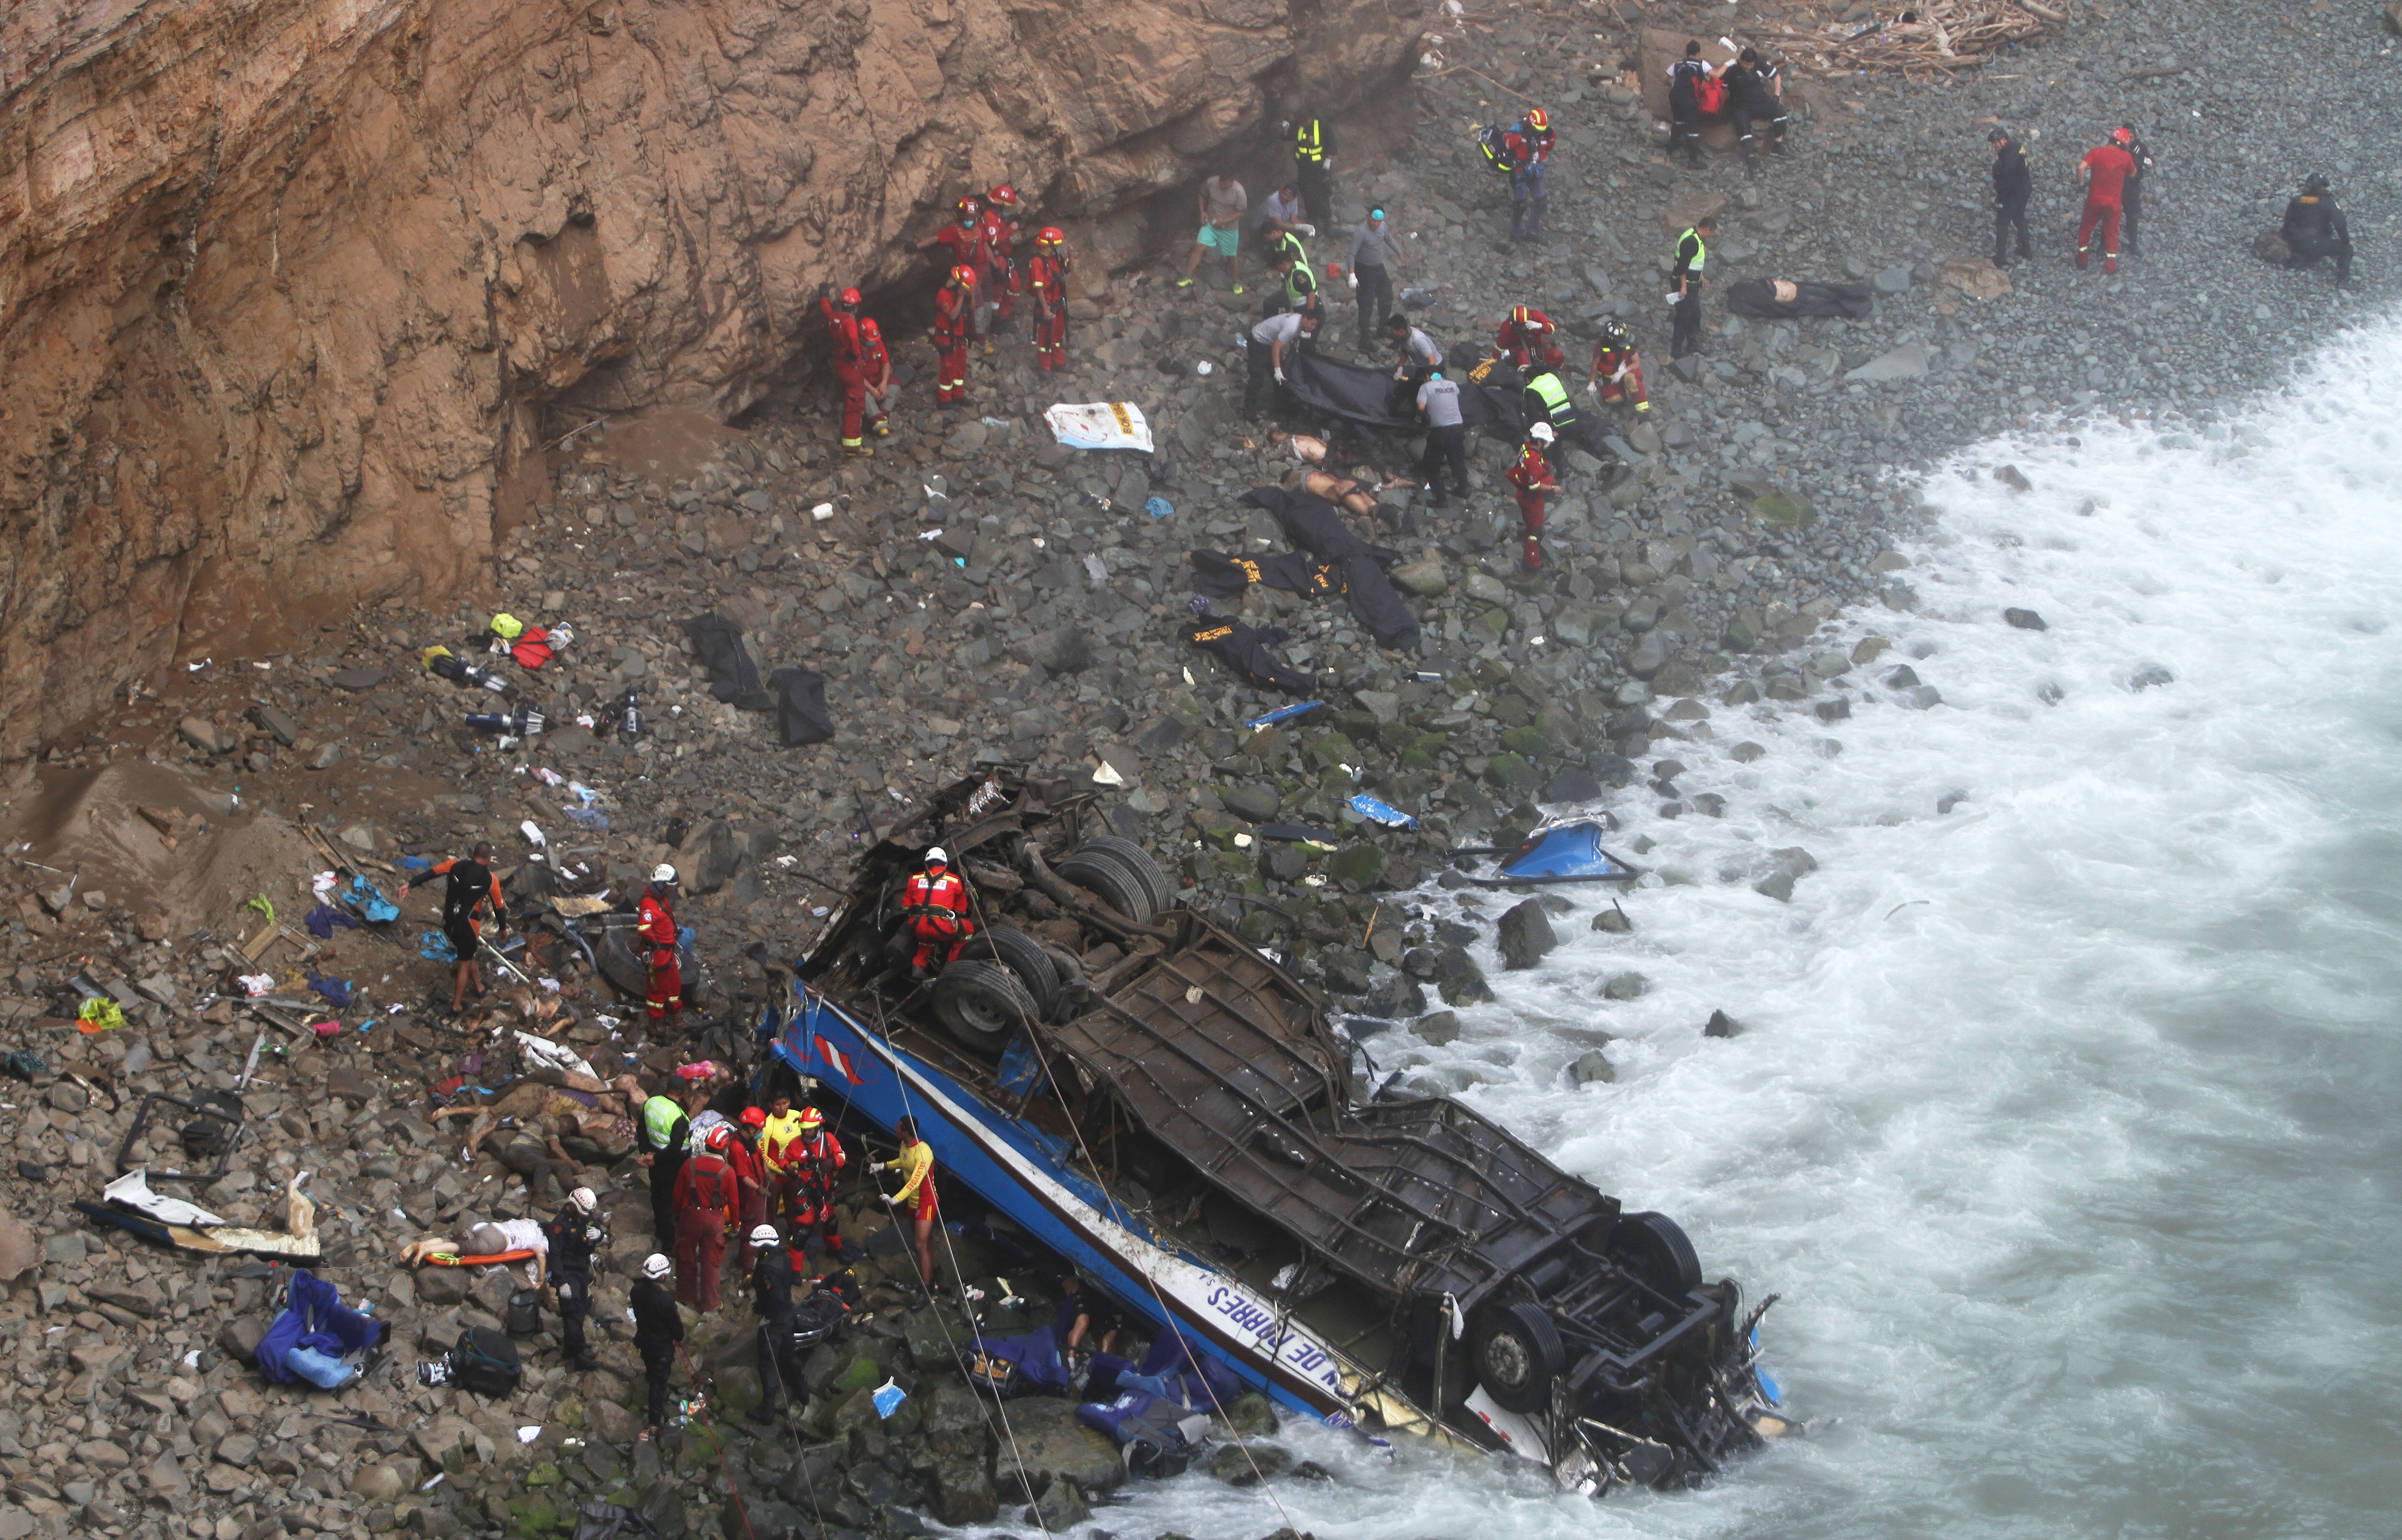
[1008,625,1094,675]
[1846,344,1930,382]
[1495,899,1557,971]
[993,1398,1123,1501]
[1937,256,2013,300]
[0,1208,34,1281]
[0,0,1424,758]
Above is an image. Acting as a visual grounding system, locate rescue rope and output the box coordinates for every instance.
[858,990,1058,1540]
[954,878,1304,1538]
[671,1343,770,1540]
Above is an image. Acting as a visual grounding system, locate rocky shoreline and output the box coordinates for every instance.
[1,3,2396,1540]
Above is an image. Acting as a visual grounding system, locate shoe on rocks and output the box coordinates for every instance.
[1175,276,1195,289]
[570,1353,601,1372]
[1522,537,1544,572]
[745,1405,779,1427]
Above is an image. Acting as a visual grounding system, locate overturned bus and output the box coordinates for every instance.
[764,770,1790,1493]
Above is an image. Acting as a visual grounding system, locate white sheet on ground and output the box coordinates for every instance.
[104,1169,228,1227]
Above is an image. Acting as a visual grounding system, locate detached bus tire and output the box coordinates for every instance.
[1470,1300,1566,1416]
[931,961,1041,1051]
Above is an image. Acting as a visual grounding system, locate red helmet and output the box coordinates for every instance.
[1511,304,1543,331]
[1037,226,1066,246]
[705,1125,732,1153]
[838,287,861,307]
[949,265,978,288]
[860,318,882,341]
[956,194,983,220]
[987,184,1018,209]
[1526,108,1549,132]
[797,1106,824,1130]
[739,1106,767,1128]
[2110,126,2133,145]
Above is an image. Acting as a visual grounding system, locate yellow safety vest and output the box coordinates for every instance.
[1678,227,1708,276]
[1526,370,1572,420]
[642,1096,683,1152]
[1295,120,1326,164]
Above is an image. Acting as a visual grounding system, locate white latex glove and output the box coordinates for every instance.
[1274,367,1286,382]
[880,1192,900,1207]
[1586,380,1600,396]
[1347,272,1359,290]
[1667,293,1683,306]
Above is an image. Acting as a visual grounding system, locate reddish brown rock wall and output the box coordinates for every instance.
[0,0,1423,756]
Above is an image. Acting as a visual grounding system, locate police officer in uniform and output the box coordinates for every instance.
[1290,111,1337,230]
[544,1187,606,1371]
[634,1082,693,1244]
[744,1224,808,1426]
[1671,216,1713,359]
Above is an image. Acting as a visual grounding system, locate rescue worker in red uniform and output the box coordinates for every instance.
[903,845,974,979]
[977,185,1024,344]
[857,319,893,438]
[731,1106,770,1240]
[1585,318,1650,414]
[637,864,681,1030]
[782,1106,851,1259]
[926,196,986,287]
[2076,128,2138,276]
[1506,421,1560,573]
[1027,227,1072,372]
[816,283,871,457]
[671,1125,740,1312]
[1503,108,1555,244]
[933,268,976,406]
[1489,305,1564,371]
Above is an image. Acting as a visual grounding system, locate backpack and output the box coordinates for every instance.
[453,1327,522,1396]
[505,1286,545,1338]
[1474,124,1520,175]
[1694,73,1727,116]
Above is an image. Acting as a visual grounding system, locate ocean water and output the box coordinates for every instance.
[1074,320,2402,1540]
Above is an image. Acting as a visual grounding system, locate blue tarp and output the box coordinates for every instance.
[256,1270,381,1388]
[1494,819,1637,884]
[966,1323,1074,1395]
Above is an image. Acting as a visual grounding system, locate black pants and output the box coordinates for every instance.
[555,1269,592,1360]
[649,1150,686,1243]
[642,1343,676,1429]
[1733,104,1760,162]
[2122,185,2143,253]
[1418,423,1468,500]
[1297,161,1334,228]
[756,1317,806,1412]
[1244,339,1280,416]
[1994,199,2031,262]
[1671,286,1704,357]
[1671,99,1702,162]
[1353,264,1393,347]
[2287,232,2352,283]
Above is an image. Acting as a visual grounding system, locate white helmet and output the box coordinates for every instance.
[652,863,678,885]
[924,846,948,865]
[748,1224,780,1247]
[569,1187,597,1214]
[1528,421,1555,443]
[642,1254,672,1280]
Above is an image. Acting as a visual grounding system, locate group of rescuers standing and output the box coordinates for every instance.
[809,44,2359,570]
[417,841,1054,1440]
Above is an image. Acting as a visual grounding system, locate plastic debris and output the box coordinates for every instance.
[1242,701,1327,729]
[103,1169,228,1227]
[1144,496,1175,519]
[236,974,275,997]
[77,998,126,1034]
[1349,793,1420,830]
[1042,401,1153,453]
[871,1379,907,1418]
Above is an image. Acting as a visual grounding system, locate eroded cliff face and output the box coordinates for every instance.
[0,0,1422,756]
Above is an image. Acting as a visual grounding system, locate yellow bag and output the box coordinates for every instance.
[488,613,525,642]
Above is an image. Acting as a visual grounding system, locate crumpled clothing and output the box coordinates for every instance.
[77,998,126,1033]
[237,973,275,997]
[561,806,611,831]
[419,931,458,963]
[308,972,353,1009]
[345,874,400,924]
[305,903,360,939]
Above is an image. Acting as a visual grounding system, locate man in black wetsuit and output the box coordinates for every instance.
[1990,128,2033,267]
[2117,124,2155,257]
[406,842,505,1015]
[2280,172,2353,286]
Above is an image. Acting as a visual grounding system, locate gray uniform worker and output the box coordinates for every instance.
[1244,308,1318,418]
[1414,370,1468,507]
[1347,209,1409,349]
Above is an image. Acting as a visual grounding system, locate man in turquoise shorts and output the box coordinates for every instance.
[1178,172,1248,294]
